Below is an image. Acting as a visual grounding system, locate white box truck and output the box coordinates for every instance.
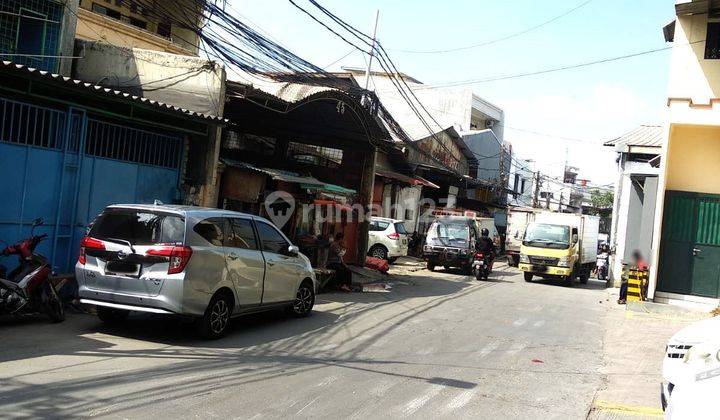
[505,208,536,267]
[518,212,600,284]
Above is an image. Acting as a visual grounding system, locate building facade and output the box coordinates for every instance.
[649,1,720,308]
[605,125,662,285]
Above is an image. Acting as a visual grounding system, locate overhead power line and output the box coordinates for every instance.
[413,42,704,89]
[392,0,594,54]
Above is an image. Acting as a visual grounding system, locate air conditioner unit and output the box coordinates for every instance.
[485,120,495,129]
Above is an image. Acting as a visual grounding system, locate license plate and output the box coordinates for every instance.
[532,265,547,273]
[106,260,141,276]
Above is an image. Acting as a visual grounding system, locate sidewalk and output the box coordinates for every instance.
[588,291,710,419]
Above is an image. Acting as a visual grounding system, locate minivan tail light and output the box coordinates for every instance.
[387,232,400,240]
[78,236,105,265]
[146,246,193,274]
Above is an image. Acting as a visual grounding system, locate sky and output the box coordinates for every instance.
[231,0,676,185]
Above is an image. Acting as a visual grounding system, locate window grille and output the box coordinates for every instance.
[86,118,182,168]
[287,142,343,168]
[0,0,64,72]
[0,98,67,149]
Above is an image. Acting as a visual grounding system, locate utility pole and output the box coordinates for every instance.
[532,171,541,208]
[362,10,380,98]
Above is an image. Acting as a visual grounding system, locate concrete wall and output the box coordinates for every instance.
[77,0,199,55]
[666,124,720,194]
[59,0,81,76]
[462,130,503,183]
[73,40,225,117]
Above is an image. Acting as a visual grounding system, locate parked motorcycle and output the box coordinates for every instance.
[472,252,491,281]
[0,218,64,322]
[596,254,609,281]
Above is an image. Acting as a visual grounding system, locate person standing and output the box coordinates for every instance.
[618,250,648,304]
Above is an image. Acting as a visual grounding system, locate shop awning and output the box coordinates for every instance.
[376,169,416,185]
[414,176,440,189]
[221,159,325,186]
[300,183,356,195]
[375,169,440,189]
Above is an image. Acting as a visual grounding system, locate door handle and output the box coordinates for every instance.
[693,248,702,256]
[228,253,239,260]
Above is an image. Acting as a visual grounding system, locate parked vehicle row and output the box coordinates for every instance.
[75,204,317,339]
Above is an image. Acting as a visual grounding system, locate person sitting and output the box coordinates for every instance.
[327,232,352,292]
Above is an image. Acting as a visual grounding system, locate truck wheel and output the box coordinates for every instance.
[580,269,590,284]
[524,272,533,282]
[427,263,435,271]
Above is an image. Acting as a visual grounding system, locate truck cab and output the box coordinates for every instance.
[518,213,599,284]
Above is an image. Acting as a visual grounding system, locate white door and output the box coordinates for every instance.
[254,220,303,303]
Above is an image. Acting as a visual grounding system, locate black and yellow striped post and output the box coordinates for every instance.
[627,269,648,302]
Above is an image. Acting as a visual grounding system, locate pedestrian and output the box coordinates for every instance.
[618,250,648,304]
[327,232,352,292]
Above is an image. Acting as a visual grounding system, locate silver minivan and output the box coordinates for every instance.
[75,204,317,338]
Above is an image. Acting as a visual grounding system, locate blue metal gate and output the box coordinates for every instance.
[0,97,184,273]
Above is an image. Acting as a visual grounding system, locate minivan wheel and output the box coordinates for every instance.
[369,245,388,261]
[291,282,315,318]
[198,293,232,339]
[97,306,129,324]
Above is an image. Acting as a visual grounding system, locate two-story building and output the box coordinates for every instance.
[649,0,720,309]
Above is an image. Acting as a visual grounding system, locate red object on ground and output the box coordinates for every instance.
[531,359,544,364]
[365,256,389,273]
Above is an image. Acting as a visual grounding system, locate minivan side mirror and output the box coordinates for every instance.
[287,245,300,257]
[572,234,579,244]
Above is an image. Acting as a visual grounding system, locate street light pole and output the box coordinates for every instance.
[362,10,380,98]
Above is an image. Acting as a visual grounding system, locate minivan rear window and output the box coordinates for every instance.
[89,209,185,245]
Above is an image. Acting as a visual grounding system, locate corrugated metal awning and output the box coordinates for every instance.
[221,159,324,186]
[0,61,226,123]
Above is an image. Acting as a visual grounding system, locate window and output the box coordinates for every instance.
[520,179,527,194]
[405,209,414,221]
[16,10,46,58]
[193,218,225,246]
[369,221,390,231]
[157,22,172,38]
[256,222,289,254]
[92,3,121,19]
[394,222,408,235]
[89,209,185,245]
[222,131,276,156]
[706,22,720,59]
[227,218,258,250]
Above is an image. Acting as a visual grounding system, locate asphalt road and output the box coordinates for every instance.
[0,263,611,419]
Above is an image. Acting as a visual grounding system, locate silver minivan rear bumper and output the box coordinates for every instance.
[80,298,174,314]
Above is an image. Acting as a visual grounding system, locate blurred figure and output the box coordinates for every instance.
[328,232,352,292]
[618,250,648,304]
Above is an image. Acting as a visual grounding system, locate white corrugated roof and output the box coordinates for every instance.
[0,61,226,123]
[604,125,664,150]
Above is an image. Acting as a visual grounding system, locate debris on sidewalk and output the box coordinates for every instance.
[362,282,393,293]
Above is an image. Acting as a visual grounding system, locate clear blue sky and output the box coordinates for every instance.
[232,0,676,184]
